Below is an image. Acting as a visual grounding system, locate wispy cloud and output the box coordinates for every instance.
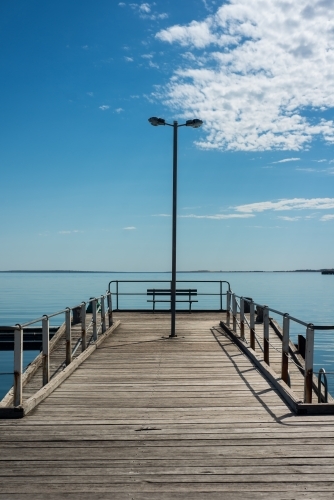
[123,226,136,230]
[179,213,254,219]
[154,0,334,151]
[87,92,94,97]
[124,56,134,62]
[58,230,83,234]
[277,216,301,221]
[272,158,300,164]
[115,107,124,113]
[235,198,334,213]
[152,213,171,217]
[99,105,110,111]
[320,214,334,222]
[129,3,168,20]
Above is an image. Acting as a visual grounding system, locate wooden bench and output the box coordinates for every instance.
[147,289,198,312]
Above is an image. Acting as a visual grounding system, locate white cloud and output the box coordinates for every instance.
[154,0,334,151]
[235,198,334,213]
[87,92,94,97]
[152,213,171,217]
[123,226,136,230]
[179,213,254,219]
[142,53,153,59]
[277,216,301,221]
[320,214,334,222]
[296,168,317,172]
[129,3,168,20]
[313,159,327,163]
[118,2,126,6]
[58,230,83,234]
[115,107,124,113]
[99,105,110,111]
[124,56,134,62]
[272,158,300,164]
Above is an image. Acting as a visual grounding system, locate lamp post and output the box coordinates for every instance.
[148,117,203,338]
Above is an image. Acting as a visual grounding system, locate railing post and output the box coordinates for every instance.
[304,324,314,403]
[116,281,119,310]
[240,297,245,340]
[42,315,50,385]
[263,306,270,364]
[226,291,231,327]
[232,293,237,332]
[92,298,97,341]
[220,281,223,311]
[65,308,72,366]
[101,295,106,333]
[282,314,290,385]
[14,325,23,407]
[107,292,113,327]
[81,302,86,351]
[250,300,255,350]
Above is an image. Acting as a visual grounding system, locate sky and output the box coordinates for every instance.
[1,0,334,272]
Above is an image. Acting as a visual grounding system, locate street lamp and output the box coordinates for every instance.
[148,116,203,338]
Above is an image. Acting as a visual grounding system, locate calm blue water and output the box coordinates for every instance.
[1,271,334,398]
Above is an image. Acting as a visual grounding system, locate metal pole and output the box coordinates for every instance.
[250,300,255,350]
[42,315,50,385]
[263,306,269,365]
[101,295,106,334]
[65,308,72,366]
[81,302,87,351]
[226,291,231,327]
[232,293,237,332]
[240,297,245,340]
[14,325,23,407]
[282,314,290,385]
[170,121,178,338]
[304,324,314,403]
[92,299,97,341]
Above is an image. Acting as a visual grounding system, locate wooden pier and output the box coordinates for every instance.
[1,312,334,498]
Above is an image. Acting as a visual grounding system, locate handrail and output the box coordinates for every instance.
[3,292,113,409]
[107,279,231,312]
[226,290,334,405]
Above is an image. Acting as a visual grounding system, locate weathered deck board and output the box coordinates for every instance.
[0,312,334,498]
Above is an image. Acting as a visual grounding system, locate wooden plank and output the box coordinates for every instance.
[0,312,334,497]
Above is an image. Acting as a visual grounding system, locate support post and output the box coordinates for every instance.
[81,302,86,352]
[65,308,72,366]
[42,315,50,385]
[240,297,245,340]
[263,306,269,364]
[101,295,106,333]
[220,281,223,311]
[92,299,97,341]
[232,293,237,332]
[226,291,231,327]
[170,121,178,338]
[107,292,113,327]
[304,324,314,403]
[13,325,23,407]
[282,314,290,385]
[250,300,255,350]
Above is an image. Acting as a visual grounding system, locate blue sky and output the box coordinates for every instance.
[1,0,334,271]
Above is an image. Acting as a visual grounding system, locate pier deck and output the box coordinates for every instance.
[1,312,334,499]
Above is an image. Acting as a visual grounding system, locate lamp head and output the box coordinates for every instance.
[148,117,166,126]
[185,119,203,128]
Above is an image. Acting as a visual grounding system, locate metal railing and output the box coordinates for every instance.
[2,293,112,408]
[226,290,334,405]
[108,279,231,312]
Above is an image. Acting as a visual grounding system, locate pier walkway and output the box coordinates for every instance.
[1,312,334,499]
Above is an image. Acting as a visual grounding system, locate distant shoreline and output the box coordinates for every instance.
[0,269,330,274]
